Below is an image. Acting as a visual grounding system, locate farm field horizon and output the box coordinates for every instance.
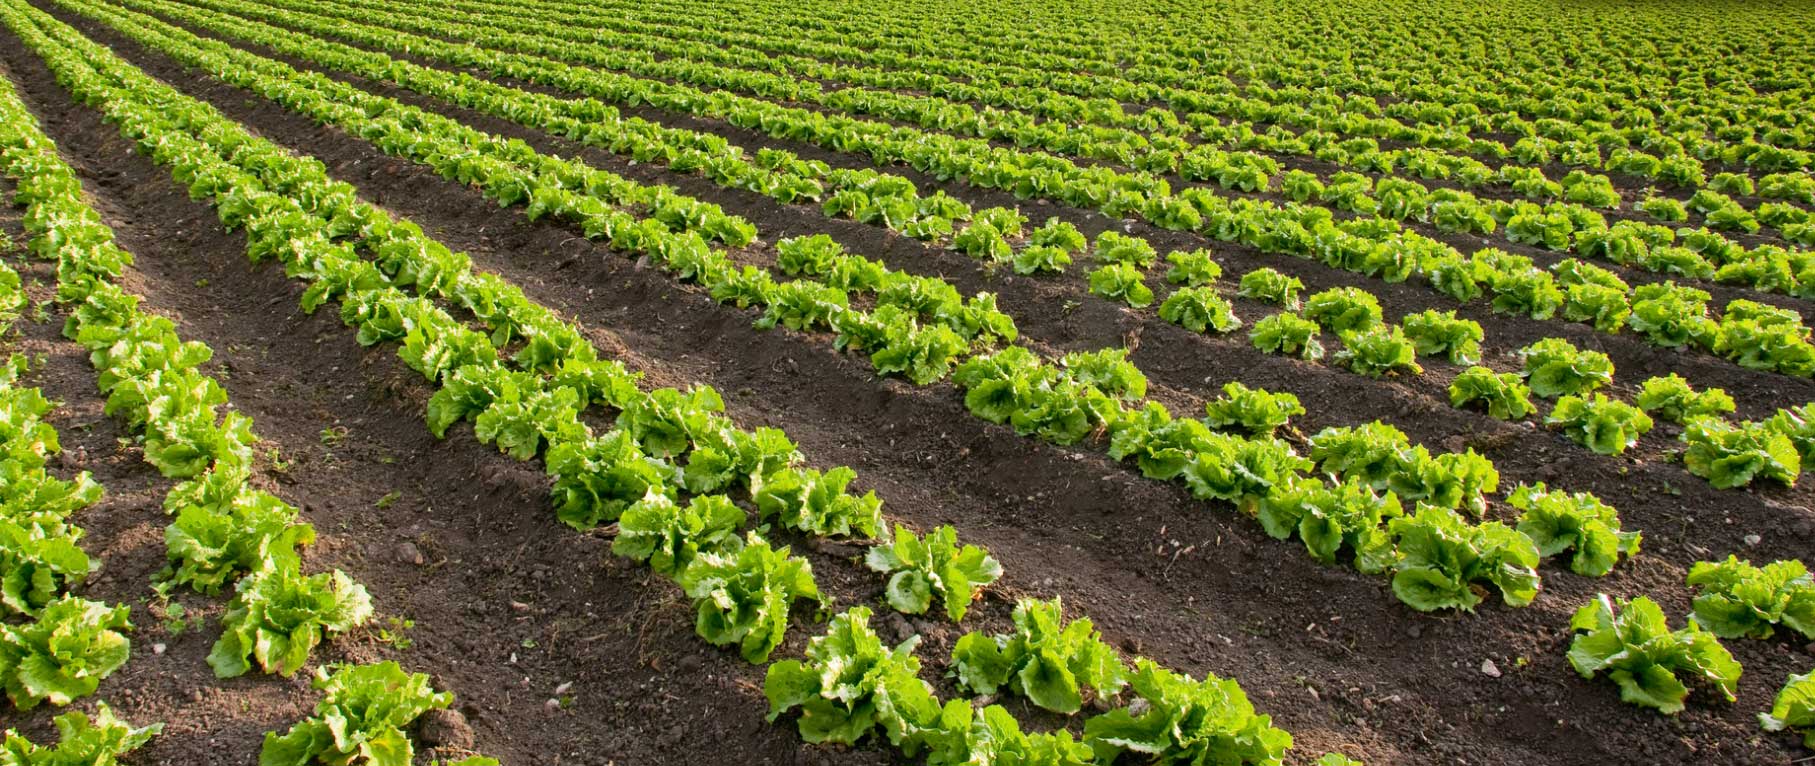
[0,0,1812,764]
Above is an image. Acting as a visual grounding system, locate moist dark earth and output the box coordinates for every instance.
[1,5,1813,766]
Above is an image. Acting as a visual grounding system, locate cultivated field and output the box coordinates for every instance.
[1,0,1813,764]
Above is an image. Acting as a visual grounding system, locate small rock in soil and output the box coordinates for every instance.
[1480,659,1501,678]
[396,541,425,566]
[416,708,475,750]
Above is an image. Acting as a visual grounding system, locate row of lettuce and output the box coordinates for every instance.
[0,2,1357,762]
[64,0,1815,500]
[2,232,159,758]
[0,16,497,765]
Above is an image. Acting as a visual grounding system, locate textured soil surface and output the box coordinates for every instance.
[2,4,1813,766]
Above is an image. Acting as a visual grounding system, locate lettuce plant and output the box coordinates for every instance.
[679,533,821,663]
[614,492,744,576]
[0,520,89,617]
[1518,338,1613,398]
[764,606,944,748]
[955,348,1119,446]
[1401,309,1482,365]
[423,363,539,439]
[1088,263,1154,308]
[545,431,671,530]
[1180,433,1312,506]
[1628,283,1717,350]
[1107,403,1211,481]
[868,314,967,385]
[0,386,58,465]
[261,662,453,766]
[1717,315,1815,377]
[916,704,1092,765]
[1551,259,1629,292]
[399,316,495,383]
[1760,671,1815,749]
[208,564,374,678]
[1202,382,1302,436]
[1488,267,1563,319]
[1425,255,1486,303]
[1508,483,1637,576]
[1767,403,1815,463]
[1012,245,1072,275]
[1546,394,1653,456]
[1336,325,1421,377]
[1390,447,1498,517]
[1635,375,1735,423]
[1081,659,1293,766]
[1639,196,1689,223]
[140,404,256,481]
[1448,367,1536,420]
[866,524,1002,623]
[1257,477,1401,573]
[1060,348,1148,400]
[1159,287,1241,334]
[952,220,1012,262]
[0,460,101,526]
[757,281,850,332]
[1093,231,1158,268]
[0,596,131,710]
[775,234,843,277]
[951,597,1125,714]
[1681,417,1800,489]
[679,425,799,496]
[753,466,882,539]
[1304,287,1383,335]
[0,704,160,766]
[1236,268,1303,310]
[161,471,316,595]
[1028,217,1086,254]
[1561,283,1631,333]
[1309,422,1411,490]
[1685,556,1815,641]
[1249,313,1323,360]
[1567,595,1740,714]
[1163,249,1222,286]
[1389,506,1541,612]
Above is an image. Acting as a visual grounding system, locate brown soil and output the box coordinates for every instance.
[4,6,1814,766]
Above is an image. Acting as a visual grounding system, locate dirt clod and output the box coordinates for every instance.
[417,709,476,750]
